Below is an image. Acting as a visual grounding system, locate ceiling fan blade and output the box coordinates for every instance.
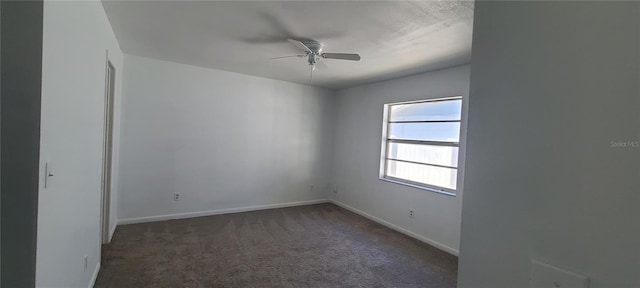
[321,53,361,61]
[288,39,313,53]
[269,55,306,60]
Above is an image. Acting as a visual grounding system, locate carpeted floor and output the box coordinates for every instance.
[96,203,458,288]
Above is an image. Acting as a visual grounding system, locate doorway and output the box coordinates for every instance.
[101,59,116,244]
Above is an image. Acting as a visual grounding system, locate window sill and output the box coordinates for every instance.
[379,177,456,196]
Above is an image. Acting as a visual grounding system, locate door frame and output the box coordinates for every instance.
[100,53,116,244]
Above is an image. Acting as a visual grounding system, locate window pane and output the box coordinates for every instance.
[390,99,462,122]
[388,143,458,168]
[386,160,457,190]
[389,122,460,142]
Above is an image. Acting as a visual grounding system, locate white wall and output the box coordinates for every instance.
[330,65,470,254]
[458,2,640,288]
[117,55,335,222]
[37,1,123,287]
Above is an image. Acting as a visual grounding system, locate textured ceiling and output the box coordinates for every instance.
[102,1,474,89]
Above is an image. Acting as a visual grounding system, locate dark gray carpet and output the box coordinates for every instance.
[96,203,457,288]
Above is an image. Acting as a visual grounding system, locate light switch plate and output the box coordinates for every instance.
[531,260,589,288]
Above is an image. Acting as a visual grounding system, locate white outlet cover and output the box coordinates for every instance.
[531,260,589,288]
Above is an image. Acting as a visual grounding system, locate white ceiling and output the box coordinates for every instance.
[102,1,474,89]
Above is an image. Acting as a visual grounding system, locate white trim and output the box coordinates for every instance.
[379,96,463,196]
[108,222,117,243]
[385,95,463,106]
[88,262,100,288]
[118,199,330,225]
[100,51,116,245]
[329,199,459,256]
[379,177,456,196]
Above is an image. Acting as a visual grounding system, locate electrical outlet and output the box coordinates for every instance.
[173,192,181,201]
[83,255,88,272]
[332,185,338,194]
[310,184,314,191]
[409,210,415,218]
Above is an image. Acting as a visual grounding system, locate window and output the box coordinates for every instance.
[380,97,463,195]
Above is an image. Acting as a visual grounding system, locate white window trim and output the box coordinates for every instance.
[378,96,463,196]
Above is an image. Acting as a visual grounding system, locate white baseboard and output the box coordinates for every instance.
[88,262,100,288]
[329,199,459,256]
[116,198,457,255]
[108,222,117,242]
[118,199,330,225]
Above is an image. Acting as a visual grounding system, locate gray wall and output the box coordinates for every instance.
[458,2,640,287]
[331,65,470,254]
[0,1,43,287]
[117,55,336,223]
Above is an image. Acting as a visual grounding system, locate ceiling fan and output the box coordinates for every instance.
[270,39,361,81]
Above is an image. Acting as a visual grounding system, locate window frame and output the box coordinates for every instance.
[379,96,463,196]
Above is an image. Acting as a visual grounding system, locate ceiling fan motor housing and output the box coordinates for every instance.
[302,40,322,65]
[302,40,323,53]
